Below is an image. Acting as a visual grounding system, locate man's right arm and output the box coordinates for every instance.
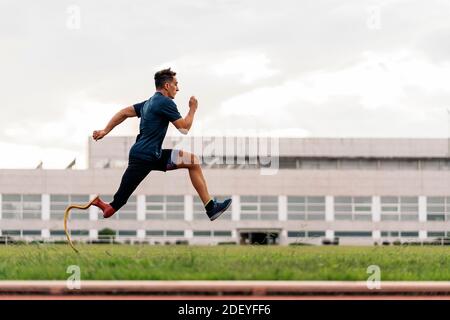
[172,96,198,135]
[92,106,137,141]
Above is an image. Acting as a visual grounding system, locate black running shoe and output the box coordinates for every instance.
[206,198,232,221]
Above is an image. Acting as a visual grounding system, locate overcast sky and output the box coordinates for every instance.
[1,0,450,169]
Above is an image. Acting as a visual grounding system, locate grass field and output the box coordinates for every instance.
[0,244,449,280]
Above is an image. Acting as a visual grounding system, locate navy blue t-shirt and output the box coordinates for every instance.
[129,92,182,161]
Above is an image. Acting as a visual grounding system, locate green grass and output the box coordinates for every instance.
[0,244,449,280]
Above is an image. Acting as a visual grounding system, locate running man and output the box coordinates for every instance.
[90,68,232,220]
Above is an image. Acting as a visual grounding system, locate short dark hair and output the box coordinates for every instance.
[154,68,176,89]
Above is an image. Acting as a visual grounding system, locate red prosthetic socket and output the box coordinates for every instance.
[91,196,116,219]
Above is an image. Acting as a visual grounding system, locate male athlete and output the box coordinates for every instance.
[90,68,232,220]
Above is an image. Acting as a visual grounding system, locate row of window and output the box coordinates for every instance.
[190,157,450,170]
[2,194,450,221]
[287,231,450,238]
[294,231,450,238]
[94,155,450,170]
[2,230,449,239]
[278,158,450,170]
[0,230,233,238]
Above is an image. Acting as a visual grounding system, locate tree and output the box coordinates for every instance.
[98,228,116,240]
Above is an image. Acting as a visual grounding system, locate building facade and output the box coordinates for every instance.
[1,136,450,245]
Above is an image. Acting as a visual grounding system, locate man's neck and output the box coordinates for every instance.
[156,89,169,98]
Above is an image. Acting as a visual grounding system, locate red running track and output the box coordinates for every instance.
[1,281,450,299]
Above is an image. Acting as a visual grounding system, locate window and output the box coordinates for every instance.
[298,159,320,169]
[23,230,41,237]
[50,230,66,237]
[115,195,137,220]
[380,160,401,170]
[288,197,304,220]
[421,160,450,170]
[22,195,42,219]
[146,230,164,236]
[240,196,278,220]
[340,159,359,169]
[427,231,450,238]
[1,194,21,219]
[287,196,325,220]
[427,196,450,221]
[69,195,90,220]
[337,159,380,170]
[194,231,211,237]
[309,231,326,238]
[118,196,137,220]
[117,230,137,237]
[381,231,419,238]
[428,231,445,238]
[2,230,20,236]
[287,231,305,238]
[334,196,372,221]
[214,231,232,237]
[193,230,232,237]
[381,196,418,221]
[193,196,206,220]
[50,195,68,220]
[71,230,89,237]
[193,195,232,220]
[257,157,450,171]
[358,159,379,170]
[400,231,418,238]
[2,230,42,238]
[146,195,184,220]
[51,194,90,220]
[165,196,184,220]
[166,230,184,237]
[381,231,399,237]
[335,231,372,237]
[145,195,164,219]
[2,194,41,220]
[145,230,185,237]
[287,231,325,238]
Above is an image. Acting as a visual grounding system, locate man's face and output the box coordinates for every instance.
[164,77,179,99]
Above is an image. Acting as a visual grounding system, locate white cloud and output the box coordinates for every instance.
[2,92,139,148]
[0,141,84,169]
[219,50,450,117]
[210,52,279,84]
[157,51,279,85]
[3,0,450,168]
[0,92,141,169]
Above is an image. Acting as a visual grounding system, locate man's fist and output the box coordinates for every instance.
[93,130,107,141]
[189,96,198,112]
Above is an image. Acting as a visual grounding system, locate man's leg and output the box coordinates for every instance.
[171,150,211,205]
[109,158,152,211]
[169,149,232,221]
[92,157,152,218]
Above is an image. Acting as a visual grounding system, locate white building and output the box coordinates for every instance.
[1,136,449,245]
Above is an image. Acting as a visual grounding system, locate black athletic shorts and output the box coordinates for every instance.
[131,149,179,172]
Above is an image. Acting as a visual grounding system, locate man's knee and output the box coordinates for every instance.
[191,154,200,165]
[178,150,200,167]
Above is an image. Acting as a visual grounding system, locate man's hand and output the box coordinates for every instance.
[172,96,198,135]
[93,129,108,141]
[189,96,198,113]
